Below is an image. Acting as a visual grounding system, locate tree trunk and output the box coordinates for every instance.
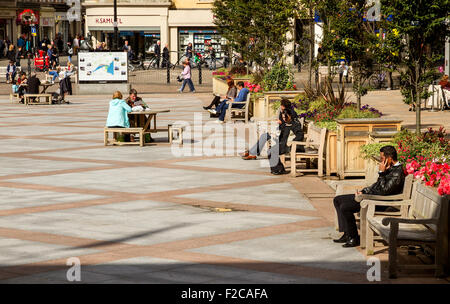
[308,6,314,87]
[415,63,421,134]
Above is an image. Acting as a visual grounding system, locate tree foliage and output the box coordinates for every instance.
[380,0,449,133]
[212,0,299,74]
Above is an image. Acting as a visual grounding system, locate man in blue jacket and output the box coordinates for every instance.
[215,81,249,123]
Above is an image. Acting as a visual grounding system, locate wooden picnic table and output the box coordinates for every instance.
[128,109,170,134]
[40,83,55,94]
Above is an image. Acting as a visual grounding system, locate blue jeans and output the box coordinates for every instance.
[180,78,195,92]
[49,71,58,82]
[217,101,244,121]
[6,72,16,82]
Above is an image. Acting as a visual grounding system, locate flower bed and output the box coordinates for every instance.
[360,127,450,195]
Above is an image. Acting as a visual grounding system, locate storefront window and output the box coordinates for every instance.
[178,29,226,59]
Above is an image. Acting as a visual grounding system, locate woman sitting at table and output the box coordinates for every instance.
[106,91,133,141]
[125,89,154,142]
[17,72,28,103]
[126,88,148,110]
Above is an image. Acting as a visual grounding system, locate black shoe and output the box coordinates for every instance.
[271,170,288,175]
[342,237,360,248]
[333,234,349,243]
[203,106,211,110]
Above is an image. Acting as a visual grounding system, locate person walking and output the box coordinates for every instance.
[208,46,216,70]
[185,42,193,60]
[154,40,161,69]
[179,60,195,93]
[162,44,169,68]
[67,41,73,63]
[73,35,79,55]
[15,46,24,68]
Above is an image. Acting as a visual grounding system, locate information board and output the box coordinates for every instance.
[78,52,128,82]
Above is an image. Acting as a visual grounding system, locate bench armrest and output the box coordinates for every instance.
[382,217,438,226]
[359,193,405,202]
[360,199,412,209]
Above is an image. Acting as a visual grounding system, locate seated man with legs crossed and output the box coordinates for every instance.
[214,81,249,123]
[333,145,405,247]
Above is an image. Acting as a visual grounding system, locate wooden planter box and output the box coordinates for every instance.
[336,118,402,179]
[212,76,252,96]
[326,130,337,176]
[251,91,305,120]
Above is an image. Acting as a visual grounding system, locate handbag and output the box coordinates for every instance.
[176,75,183,82]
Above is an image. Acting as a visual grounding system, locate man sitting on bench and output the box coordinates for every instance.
[214,81,249,123]
[26,73,41,104]
[333,145,405,248]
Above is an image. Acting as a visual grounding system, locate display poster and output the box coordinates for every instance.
[78,52,128,82]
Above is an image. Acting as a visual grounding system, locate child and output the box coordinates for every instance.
[6,61,16,84]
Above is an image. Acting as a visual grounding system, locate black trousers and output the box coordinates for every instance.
[206,96,221,109]
[333,194,360,238]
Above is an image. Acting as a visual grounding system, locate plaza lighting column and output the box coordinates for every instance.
[113,0,118,51]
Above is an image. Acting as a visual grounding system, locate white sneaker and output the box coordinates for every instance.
[214,120,224,124]
[207,109,217,114]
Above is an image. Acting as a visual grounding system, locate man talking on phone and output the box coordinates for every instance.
[333,145,405,247]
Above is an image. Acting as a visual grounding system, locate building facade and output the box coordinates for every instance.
[0,0,18,45]
[83,0,227,62]
[1,0,83,49]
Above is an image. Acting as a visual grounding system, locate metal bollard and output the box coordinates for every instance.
[166,60,170,84]
[198,62,202,85]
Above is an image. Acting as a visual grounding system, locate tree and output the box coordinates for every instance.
[380,0,449,134]
[212,0,299,75]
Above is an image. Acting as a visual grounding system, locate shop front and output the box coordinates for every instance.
[178,28,226,60]
[0,9,16,46]
[84,5,169,56]
[16,8,39,51]
[39,7,56,42]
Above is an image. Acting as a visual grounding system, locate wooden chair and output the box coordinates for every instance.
[365,181,449,278]
[288,123,327,177]
[225,93,251,123]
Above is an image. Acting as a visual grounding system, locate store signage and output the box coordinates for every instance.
[31,26,37,37]
[95,17,123,25]
[17,9,39,25]
[42,17,55,27]
[179,30,218,34]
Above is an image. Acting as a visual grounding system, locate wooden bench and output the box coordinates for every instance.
[168,124,185,144]
[365,181,449,278]
[10,93,20,103]
[24,94,52,105]
[225,93,251,123]
[104,127,144,147]
[285,122,327,177]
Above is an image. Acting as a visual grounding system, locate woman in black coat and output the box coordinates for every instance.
[269,98,304,175]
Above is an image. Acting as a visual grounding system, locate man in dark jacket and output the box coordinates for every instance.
[154,40,161,68]
[162,44,169,68]
[333,145,405,247]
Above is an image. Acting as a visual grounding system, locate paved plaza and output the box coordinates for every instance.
[0,92,448,284]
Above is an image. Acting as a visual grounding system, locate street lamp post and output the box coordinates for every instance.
[113,0,118,51]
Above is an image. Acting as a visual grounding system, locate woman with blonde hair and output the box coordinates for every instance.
[6,44,15,63]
